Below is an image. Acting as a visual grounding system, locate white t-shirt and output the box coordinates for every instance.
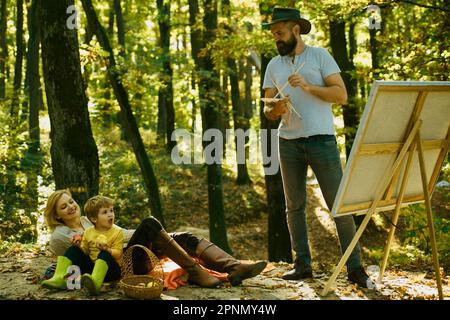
[263,45,341,139]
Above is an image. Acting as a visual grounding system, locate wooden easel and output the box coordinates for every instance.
[321,116,446,300]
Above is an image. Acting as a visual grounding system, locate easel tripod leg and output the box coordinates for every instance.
[416,133,444,300]
[379,143,417,282]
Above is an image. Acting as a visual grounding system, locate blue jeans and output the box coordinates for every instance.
[278,135,362,272]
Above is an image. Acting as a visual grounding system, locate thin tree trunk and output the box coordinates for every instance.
[108,3,114,35]
[157,0,176,151]
[369,6,386,80]
[220,70,229,159]
[202,0,231,253]
[244,57,253,120]
[349,19,356,65]
[189,0,231,253]
[11,0,24,119]
[0,0,8,99]
[260,55,292,263]
[188,1,201,134]
[190,72,196,132]
[369,28,379,79]
[230,57,252,185]
[113,0,125,56]
[40,0,100,207]
[156,88,167,143]
[260,4,292,262]
[23,0,42,213]
[188,0,207,139]
[329,19,368,229]
[81,0,165,226]
[223,0,251,185]
[82,24,93,93]
[329,19,358,158]
[113,0,129,139]
[101,0,115,129]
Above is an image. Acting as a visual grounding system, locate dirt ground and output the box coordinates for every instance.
[0,247,448,301]
[0,182,448,300]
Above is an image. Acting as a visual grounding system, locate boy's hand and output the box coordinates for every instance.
[96,242,110,252]
[71,234,82,247]
[95,235,109,251]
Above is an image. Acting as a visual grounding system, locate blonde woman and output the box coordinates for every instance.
[42,189,267,290]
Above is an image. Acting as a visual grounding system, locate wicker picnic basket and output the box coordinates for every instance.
[119,244,164,300]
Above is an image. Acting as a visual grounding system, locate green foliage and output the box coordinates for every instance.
[0,107,41,243]
[0,0,448,272]
[366,244,432,267]
[399,203,450,269]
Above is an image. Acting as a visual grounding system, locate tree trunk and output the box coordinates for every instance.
[188,0,207,141]
[348,19,356,64]
[329,19,358,158]
[260,53,292,263]
[369,29,379,80]
[229,57,252,185]
[40,0,99,207]
[188,1,200,134]
[82,24,93,94]
[221,71,229,159]
[223,0,251,185]
[23,0,42,213]
[11,0,24,119]
[81,0,165,226]
[189,0,231,253]
[156,0,176,152]
[330,19,368,229]
[108,3,114,35]
[244,57,253,120]
[113,0,125,55]
[0,0,7,99]
[190,72,196,132]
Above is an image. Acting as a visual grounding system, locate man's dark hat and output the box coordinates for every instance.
[262,8,311,34]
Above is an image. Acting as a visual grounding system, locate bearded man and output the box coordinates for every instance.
[262,7,374,288]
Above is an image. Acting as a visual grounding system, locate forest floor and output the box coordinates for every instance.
[0,175,448,300]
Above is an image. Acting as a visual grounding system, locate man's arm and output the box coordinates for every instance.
[263,87,289,121]
[288,72,348,104]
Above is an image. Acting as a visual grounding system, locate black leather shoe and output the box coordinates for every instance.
[282,262,313,280]
[348,267,375,288]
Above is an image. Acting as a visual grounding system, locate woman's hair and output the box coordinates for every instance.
[44,189,72,231]
[83,195,114,222]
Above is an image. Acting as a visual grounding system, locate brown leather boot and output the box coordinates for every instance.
[196,239,267,286]
[153,230,222,288]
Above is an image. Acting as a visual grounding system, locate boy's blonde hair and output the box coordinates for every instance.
[84,195,114,222]
[44,189,72,231]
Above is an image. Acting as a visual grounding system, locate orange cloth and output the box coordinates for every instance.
[159,257,228,290]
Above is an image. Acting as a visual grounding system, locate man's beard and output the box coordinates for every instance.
[276,33,297,56]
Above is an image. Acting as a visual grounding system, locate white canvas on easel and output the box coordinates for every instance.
[321,81,450,299]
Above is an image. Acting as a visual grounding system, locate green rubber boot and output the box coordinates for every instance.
[81,259,109,295]
[41,256,72,290]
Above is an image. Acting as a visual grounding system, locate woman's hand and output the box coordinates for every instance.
[71,234,82,247]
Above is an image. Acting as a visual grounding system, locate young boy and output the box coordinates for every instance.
[78,195,124,294]
[42,195,124,295]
